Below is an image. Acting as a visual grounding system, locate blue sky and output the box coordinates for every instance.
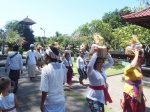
[0,0,141,37]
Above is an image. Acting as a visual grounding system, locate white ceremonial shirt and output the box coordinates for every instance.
[26,50,37,65]
[86,53,114,104]
[63,58,72,67]
[5,51,23,70]
[40,62,67,105]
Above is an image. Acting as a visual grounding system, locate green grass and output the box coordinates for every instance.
[36,57,124,77]
[105,62,124,76]
[72,57,124,76]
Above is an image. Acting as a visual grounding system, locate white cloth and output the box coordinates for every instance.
[26,50,37,65]
[63,58,72,67]
[0,93,16,112]
[44,102,65,112]
[86,53,114,104]
[40,62,67,109]
[76,56,86,69]
[5,51,23,70]
[27,64,36,77]
[30,44,34,47]
[36,51,43,59]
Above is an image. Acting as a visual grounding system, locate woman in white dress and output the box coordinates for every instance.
[76,51,87,86]
[86,45,114,112]
[63,52,73,89]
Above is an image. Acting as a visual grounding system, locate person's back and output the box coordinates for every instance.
[0,93,16,112]
[40,46,67,112]
[6,52,22,70]
[5,45,23,94]
[26,50,37,65]
[41,62,66,104]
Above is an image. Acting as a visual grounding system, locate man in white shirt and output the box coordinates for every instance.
[26,44,37,81]
[40,46,67,112]
[5,45,23,94]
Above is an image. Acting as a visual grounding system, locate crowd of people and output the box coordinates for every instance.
[0,34,147,112]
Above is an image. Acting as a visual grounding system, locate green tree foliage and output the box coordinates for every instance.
[5,20,19,31]
[113,25,150,49]
[4,20,35,51]
[5,30,20,44]
[2,5,150,52]
[102,7,131,29]
[72,20,114,49]
[20,25,35,51]
[4,30,25,49]
[0,29,5,46]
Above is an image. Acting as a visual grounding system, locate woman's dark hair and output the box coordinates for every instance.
[0,77,11,91]
[65,52,69,58]
[94,57,104,69]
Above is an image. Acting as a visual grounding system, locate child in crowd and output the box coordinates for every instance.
[0,77,18,112]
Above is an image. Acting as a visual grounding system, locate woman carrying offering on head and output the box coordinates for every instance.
[86,33,114,112]
[63,52,73,89]
[120,35,146,112]
[76,50,88,86]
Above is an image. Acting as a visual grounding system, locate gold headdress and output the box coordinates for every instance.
[93,33,104,46]
[86,33,107,62]
[130,35,142,49]
[54,42,60,48]
[36,44,42,50]
[92,33,107,57]
[80,43,86,51]
[125,35,143,56]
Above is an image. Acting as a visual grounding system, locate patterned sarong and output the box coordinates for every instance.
[86,98,104,112]
[123,92,145,112]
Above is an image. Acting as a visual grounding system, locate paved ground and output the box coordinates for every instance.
[0,67,90,112]
[0,67,150,112]
[73,74,150,112]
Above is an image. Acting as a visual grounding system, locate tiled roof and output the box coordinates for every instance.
[120,6,150,29]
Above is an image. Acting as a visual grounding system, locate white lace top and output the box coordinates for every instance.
[86,53,114,104]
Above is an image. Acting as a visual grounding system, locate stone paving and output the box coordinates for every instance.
[0,67,150,112]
